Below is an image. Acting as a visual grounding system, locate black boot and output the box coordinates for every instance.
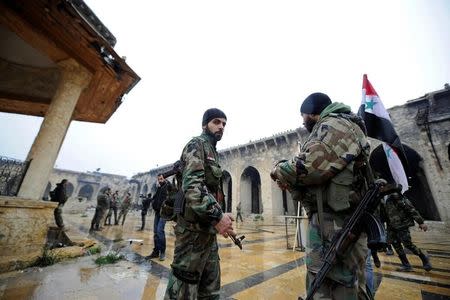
[372,251,381,268]
[396,254,412,272]
[419,253,432,271]
[146,249,159,259]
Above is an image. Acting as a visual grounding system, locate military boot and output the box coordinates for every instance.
[396,254,412,272]
[146,249,159,259]
[419,253,432,271]
[372,252,381,268]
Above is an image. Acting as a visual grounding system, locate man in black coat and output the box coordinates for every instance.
[146,175,170,261]
[139,193,152,231]
[51,179,68,229]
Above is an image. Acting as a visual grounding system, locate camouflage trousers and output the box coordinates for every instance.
[105,206,118,225]
[387,227,423,256]
[164,225,220,300]
[54,205,64,228]
[117,209,130,226]
[306,212,369,300]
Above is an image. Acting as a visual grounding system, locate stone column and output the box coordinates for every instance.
[18,59,91,200]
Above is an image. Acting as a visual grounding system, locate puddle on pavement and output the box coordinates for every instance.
[0,239,168,300]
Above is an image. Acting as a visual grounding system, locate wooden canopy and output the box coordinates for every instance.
[0,0,140,123]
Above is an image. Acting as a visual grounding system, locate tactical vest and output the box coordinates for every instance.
[295,115,369,215]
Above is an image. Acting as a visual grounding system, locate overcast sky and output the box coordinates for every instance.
[1,0,449,177]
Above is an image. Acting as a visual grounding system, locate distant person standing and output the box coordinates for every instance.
[117,192,132,226]
[51,179,68,230]
[105,190,119,226]
[146,175,170,261]
[139,193,152,231]
[90,188,111,231]
[236,202,243,223]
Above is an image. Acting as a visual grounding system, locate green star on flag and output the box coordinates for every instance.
[365,99,377,110]
[385,147,392,159]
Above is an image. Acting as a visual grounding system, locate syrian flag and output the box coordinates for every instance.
[381,143,409,193]
[358,74,409,193]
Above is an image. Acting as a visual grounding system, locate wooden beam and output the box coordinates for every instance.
[0,2,68,63]
[0,97,48,117]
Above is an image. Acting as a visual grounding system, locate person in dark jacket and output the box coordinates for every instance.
[146,174,171,261]
[52,179,68,229]
[139,193,152,231]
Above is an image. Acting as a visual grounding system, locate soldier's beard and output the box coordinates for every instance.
[304,119,317,133]
[205,128,223,142]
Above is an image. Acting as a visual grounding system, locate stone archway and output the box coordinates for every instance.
[370,143,441,221]
[66,182,74,197]
[270,180,296,216]
[223,171,232,213]
[240,166,262,214]
[129,179,141,202]
[78,184,94,201]
[142,184,148,196]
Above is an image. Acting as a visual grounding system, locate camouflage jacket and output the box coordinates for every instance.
[121,195,132,210]
[179,132,223,233]
[381,192,424,230]
[272,102,370,213]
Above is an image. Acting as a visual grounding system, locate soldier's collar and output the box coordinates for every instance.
[200,132,217,147]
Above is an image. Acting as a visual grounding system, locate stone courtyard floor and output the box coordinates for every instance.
[0,210,449,300]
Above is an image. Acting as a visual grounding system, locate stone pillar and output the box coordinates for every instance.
[18,59,91,200]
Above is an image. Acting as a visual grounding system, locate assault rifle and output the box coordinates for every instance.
[161,160,184,179]
[300,181,398,300]
[229,233,246,250]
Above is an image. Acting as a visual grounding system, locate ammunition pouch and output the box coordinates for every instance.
[172,267,200,284]
[174,189,186,215]
[326,166,354,212]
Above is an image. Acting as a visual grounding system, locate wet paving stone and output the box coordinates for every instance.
[0,211,449,299]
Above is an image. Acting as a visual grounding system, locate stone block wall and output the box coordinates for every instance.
[0,196,57,272]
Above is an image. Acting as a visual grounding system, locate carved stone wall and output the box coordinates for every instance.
[134,86,450,223]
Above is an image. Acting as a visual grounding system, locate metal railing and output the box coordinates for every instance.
[0,156,30,196]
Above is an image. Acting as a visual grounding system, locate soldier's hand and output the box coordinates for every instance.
[215,213,234,236]
[419,223,428,231]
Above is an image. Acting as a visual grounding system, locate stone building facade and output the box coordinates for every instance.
[133,86,450,223]
[44,169,143,214]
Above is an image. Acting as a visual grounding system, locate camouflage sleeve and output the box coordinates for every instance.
[181,138,223,223]
[273,118,362,186]
[402,197,425,225]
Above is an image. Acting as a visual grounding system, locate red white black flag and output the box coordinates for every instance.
[358,74,409,193]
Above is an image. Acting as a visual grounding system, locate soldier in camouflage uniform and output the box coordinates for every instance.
[164,108,235,300]
[117,192,132,226]
[271,93,371,299]
[90,188,111,231]
[380,191,432,271]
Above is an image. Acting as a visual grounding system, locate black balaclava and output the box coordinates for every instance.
[300,92,331,132]
[202,108,227,142]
